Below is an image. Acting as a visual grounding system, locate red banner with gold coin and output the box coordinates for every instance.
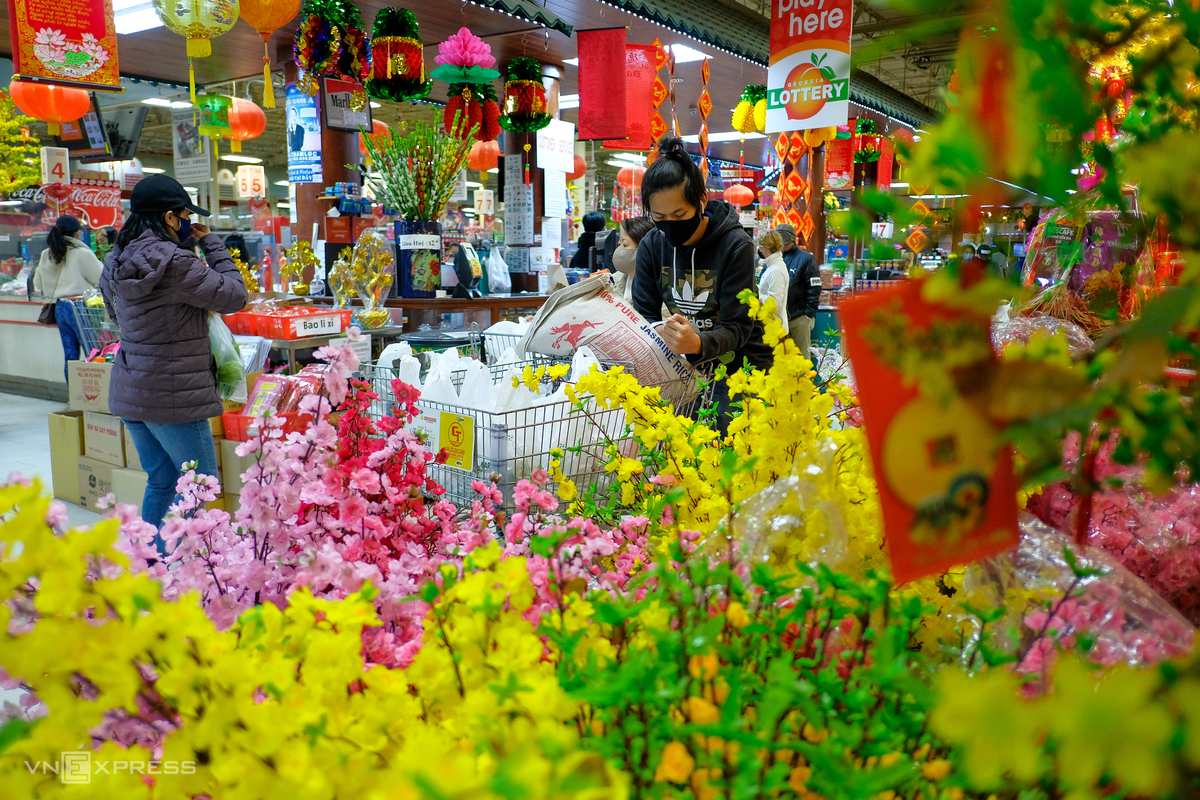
[8,0,120,90]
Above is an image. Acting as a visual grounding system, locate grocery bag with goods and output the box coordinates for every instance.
[518,274,695,388]
[210,314,248,403]
[488,247,513,294]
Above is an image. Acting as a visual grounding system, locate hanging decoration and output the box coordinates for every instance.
[238,0,300,108]
[364,8,432,102]
[7,79,89,135]
[854,119,881,162]
[433,28,500,142]
[197,94,232,141]
[724,184,753,208]
[697,57,712,179]
[431,27,500,86]
[523,142,532,185]
[647,38,668,163]
[359,119,390,166]
[499,57,552,133]
[567,154,587,182]
[731,85,767,134]
[152,0,240,104]
[293,0,367,96]
[467,139,500,174]
[666,46,678,135]
[293,12,340,96]
[444,84,501,142]
[226,97,266,152]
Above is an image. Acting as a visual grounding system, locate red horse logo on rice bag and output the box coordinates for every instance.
[551,320,600,348]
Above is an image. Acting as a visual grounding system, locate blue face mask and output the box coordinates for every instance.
[174,215,192,243]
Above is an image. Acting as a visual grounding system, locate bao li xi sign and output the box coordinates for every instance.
[767,0,853,133]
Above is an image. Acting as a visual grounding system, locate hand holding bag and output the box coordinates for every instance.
[37,265,62,325]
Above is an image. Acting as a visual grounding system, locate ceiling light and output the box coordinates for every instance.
[559,93,579,109]
[370,101,381,109]
[275,180,289,187]
[606,159,646,168]
[220,154,263,163]
[681,131,766,143]
[141,97,172,107]
[665,44,707,63]
[278,202,291,208]
[142,167,165,174]
[170,100,193,108]
[183,187,198,193]
[609,153,645,163]
[113,0,163,35]
[911,193,968,199]
[890,182,909,188]
[487,167,498,174]
[466,181,482,188]
[564,58,579,66]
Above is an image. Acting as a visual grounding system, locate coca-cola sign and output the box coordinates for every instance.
[13,180,123,229]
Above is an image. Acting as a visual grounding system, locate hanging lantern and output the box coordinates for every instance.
[238,0,301,109]
[567,154,587,182]
[197,94,232,139]
[467,139,500,173]
[724,184,754,208]
[359,118,390,162]
[616,166,645,190]
[499,56,552,133]
[294,9,341,96]
[365,7,432,102]
[8,79,89,136]
[226,97,266,152]
[152,0,240,104]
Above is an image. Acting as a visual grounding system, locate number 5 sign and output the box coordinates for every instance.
[40,147,69,186]
[237,165,266,198]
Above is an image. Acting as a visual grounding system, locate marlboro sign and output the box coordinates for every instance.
[766,0,853,133]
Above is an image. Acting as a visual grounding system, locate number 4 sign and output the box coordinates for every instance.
[237,165,266,198]
[40,147,69,185]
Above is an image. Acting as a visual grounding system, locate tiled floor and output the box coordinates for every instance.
[1,391,104,529]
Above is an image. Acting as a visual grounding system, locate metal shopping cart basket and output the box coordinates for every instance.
[359,355,710,511]
[65,298,120,358]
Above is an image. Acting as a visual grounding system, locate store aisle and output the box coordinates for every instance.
[0,391,103,529]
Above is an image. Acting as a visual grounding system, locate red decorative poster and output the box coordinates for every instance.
[825,136,854,190]
[876,137,894,190]
[840,277,1019,584]
[577,28,628,141]
[8,0,120,90]
[603,45,658,152]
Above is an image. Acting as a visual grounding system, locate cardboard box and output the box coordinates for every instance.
[221,437,257,496]
[214,437,225,472]
[77,455,115,511]
[209,416,224,437]
[48,411,85,503]
[111,467,148,513]
[83,411,125,468]
[68,361,113,413]
[123,426,143,472]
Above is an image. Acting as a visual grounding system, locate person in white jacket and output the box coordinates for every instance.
[756,229,789,332]
[33,215,103,378]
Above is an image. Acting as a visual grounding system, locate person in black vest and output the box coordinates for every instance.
[776,223,821,357]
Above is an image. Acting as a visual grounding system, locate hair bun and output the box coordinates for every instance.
[656,136,687,159]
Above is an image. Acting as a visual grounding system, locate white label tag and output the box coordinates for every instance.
[293,314,342,337]
[399,234,440,250]
[809,276,823,286]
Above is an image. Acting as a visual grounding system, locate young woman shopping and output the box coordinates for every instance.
[611,215,655,301]
[100,174,248,545]
[34,215,103,379]
[756,229,790,332]
[631,136,772,431]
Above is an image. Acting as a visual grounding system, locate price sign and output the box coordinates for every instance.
[237,165,267,198]
[40,147,69,186]
[292,313,342,338]
[473,189,494,216]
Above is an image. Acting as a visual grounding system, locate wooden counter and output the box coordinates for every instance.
[0,296,69,400]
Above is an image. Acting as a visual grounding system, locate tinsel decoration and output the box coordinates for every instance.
[499,57,552,133]
[365,8,432,102]
[697,57,712,179]
[293,0,368,97]
[293,13,341,95]
[444,83,501,142]
[359,115,479,220]
[230,247,260,293]
[731,85,767,134]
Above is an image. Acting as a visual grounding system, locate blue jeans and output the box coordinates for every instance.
[55,299,83,382]
[122,419,219,551]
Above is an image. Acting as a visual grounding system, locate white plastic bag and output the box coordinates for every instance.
[419,349,460,405]
[489,249,513,294]
[457,358,497,412]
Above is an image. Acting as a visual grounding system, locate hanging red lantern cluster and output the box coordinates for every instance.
[9,79,89,136]
[443,83,501,142]
[226,98,267,153]
[498,56,552,133]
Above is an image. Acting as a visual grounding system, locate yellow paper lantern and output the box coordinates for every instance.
[153,0,241,103]
[239,0,300,108]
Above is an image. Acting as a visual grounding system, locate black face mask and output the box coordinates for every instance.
[655,209,704,248]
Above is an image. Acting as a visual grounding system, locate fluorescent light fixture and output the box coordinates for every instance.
[183,187,198,193]
[911,193,968,199]
[142,167,165,174]
[606,159,645,168]
[466,181,482,188]
[682,131,766,143]
[911,135,922,141]
[564,58,579,66]
[113,0,163,35]
[220,154,263,163]
[171,100,193,108]
[559,94,579,110]
[277,202,292,208]
[0,200,22,206]
[665,44,707,63]
[609,153,645,163]
[274,180,289,186]
[890,182,909,188]
[370,101,381,109]
[141,97,173,107]
[487,167,498,174]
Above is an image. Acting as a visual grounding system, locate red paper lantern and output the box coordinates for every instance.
[724,184,754,208]
[567,154,587,182]
[9,79,89,136]
[359,119,390,165]
[617,166,645,190]
[226,97,266,153]
[467,140,500,173]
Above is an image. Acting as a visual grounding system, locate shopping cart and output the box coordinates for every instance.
[481,330,523,364]
[358,355,710,511]
[65,298,120,358]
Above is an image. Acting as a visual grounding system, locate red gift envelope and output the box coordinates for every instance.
[840,278,1018,584]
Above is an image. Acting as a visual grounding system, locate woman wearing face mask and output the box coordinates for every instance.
[632,136,772,429]
[611,215,655,301]
[100,174,248,542]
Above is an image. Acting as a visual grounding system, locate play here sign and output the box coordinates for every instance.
[767,0,853,132]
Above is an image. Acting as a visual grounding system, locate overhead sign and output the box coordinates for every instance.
[766,0,853,132]
[40,146,68,185]
[473,189,494,216]
[7,0,120,89]
[536,118,576,174]
[237,165,266,198]
[172,109,211,184]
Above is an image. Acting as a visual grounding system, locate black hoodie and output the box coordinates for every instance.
[632,200,773,371]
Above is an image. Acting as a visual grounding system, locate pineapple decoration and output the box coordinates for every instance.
[731,85,768,134]
[432,28,501,141]
[498,56,553,133]
[365,7,432,102]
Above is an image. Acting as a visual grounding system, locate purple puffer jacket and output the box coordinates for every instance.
[101,230,248,425]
